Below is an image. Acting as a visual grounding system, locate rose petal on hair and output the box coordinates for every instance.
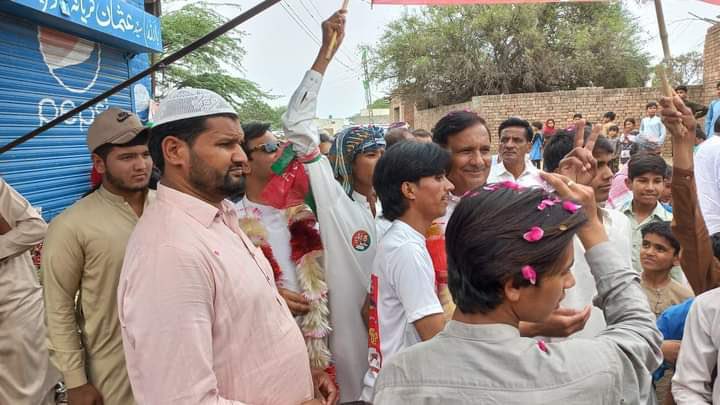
[562,200,581,214]
[537,198,557,211]
[521,265,537,285]
[538,340,549,353]
[523,226,544,242]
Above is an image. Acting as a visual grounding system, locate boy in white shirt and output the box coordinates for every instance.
[361,141,454,401]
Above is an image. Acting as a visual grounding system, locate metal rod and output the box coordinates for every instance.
[0,0,281,155]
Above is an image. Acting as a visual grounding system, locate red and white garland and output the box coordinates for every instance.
[239,204,332,369]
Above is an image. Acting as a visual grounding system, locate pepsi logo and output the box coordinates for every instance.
[37,27,101,94]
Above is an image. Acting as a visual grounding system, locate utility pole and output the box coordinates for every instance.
[361,46,374,125]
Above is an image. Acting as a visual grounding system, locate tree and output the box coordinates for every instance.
[369,98,391,109]
[160,3,280,125]
[655,51,703,87]
[372,3,651,108]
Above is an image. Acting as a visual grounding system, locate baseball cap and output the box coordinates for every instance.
[152,87,236,127]
[87,108,146,153]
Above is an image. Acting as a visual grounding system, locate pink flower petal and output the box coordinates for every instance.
[462,190,480,198]
[521,265,537,285]
[483,184,499,192]
[538,340,549,353]
[562,200,581,214]
[523,226,544,242]
[537,198,557,211]
[499,181,521,191]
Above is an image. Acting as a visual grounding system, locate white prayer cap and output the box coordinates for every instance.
[153,87,236,126]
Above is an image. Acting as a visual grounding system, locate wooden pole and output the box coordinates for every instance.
[325,0,350,60]
[654,0,672,67]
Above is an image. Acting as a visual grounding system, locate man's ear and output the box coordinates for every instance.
[162,136,189,169]
[91,153,107,175]
[401,181,416,201]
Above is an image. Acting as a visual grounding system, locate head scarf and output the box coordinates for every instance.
[543,119,556,136]
[329,126,386,197]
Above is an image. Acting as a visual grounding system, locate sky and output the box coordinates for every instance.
[203,0,720,119]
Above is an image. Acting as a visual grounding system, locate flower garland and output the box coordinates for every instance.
[238,204,332,370]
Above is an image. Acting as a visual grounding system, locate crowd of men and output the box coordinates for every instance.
[4,9,720,405]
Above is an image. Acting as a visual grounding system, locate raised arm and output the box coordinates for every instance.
[660,94,720,293]
[283,11,346,158]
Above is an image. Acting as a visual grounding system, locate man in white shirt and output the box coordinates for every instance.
[639,101,667,145]
[361,141,453,401]
[694,117,720,235]
[431,110,492,230]
[487,117,544,187]
[537,127,634,338]
[282,15,385,402]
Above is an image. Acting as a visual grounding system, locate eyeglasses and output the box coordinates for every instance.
[249,141,283,154]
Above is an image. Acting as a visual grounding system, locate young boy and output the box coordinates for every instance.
[529,121,544,169]
[361,141,454,401]
[621,154,673,274]
[640,101,667,145]
[640,221,693,317]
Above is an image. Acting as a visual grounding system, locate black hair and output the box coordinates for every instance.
[696,125,707,141]
[641,221,680,255]
[320,132,332,144]
[675,85,688,92]
[603,111,616,121]
[385,127,413,148]
[715,116,720,135]
[608,125,620,133]
[432,111,488,146]
[93,130,150,161]
[665,165,673,179]
[498,117,533,142]
[149,113,237,173]
[373,142,451,222]
[717,81,720,89]
[531,121,543,131]
[628,154,667,180]
[573,113,583,120]
[240,121,272,155]
[712,232,720,260]
[543,129,614,172]
[646,101,659,109]
[446,186,587,314]
[412,128,432,139]
[624,118,636,126]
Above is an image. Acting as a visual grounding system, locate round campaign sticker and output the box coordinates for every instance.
[351,230,371,252]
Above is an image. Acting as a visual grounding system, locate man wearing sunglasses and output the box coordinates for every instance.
[236,122,312,317]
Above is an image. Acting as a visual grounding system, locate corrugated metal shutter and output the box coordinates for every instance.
[0,12,136,221]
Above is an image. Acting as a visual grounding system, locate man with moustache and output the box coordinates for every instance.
[431,110,492,231]
[43,108,154,405]
[117,12,345,400]
[487,117,544,187]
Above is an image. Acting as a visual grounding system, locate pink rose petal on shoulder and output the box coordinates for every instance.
[562,200,581,214]
[499,181,521,191]
[538,339,549,353]
[537,198,557,211]
[523,226,544,242]
[521,265,537,285]
[483,184,499,192]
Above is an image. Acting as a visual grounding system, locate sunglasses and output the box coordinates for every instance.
[249,141,283,154]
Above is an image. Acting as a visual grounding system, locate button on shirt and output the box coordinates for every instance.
[694,135,720,235]
[373,243,663,405]
[361,220,443,400]
[43,186,154,403]
[621,201,673,275]
[118,184,313,405]
[487,160,544,188]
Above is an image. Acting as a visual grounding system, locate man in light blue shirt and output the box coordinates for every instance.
[640,101,666,145]
[705,81,720,138]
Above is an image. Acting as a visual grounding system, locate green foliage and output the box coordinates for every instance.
[372,3,651,107]
[369,98,391,109]
[653,51,703,87]
[160,3,280,125]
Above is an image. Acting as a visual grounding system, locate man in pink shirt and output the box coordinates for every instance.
[117,16,344,403]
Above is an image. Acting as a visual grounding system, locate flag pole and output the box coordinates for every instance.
[325,0,350,60]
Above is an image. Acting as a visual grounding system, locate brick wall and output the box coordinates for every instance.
[397,85,703,156]
[392,21,720,156]
[703,24,720,106]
